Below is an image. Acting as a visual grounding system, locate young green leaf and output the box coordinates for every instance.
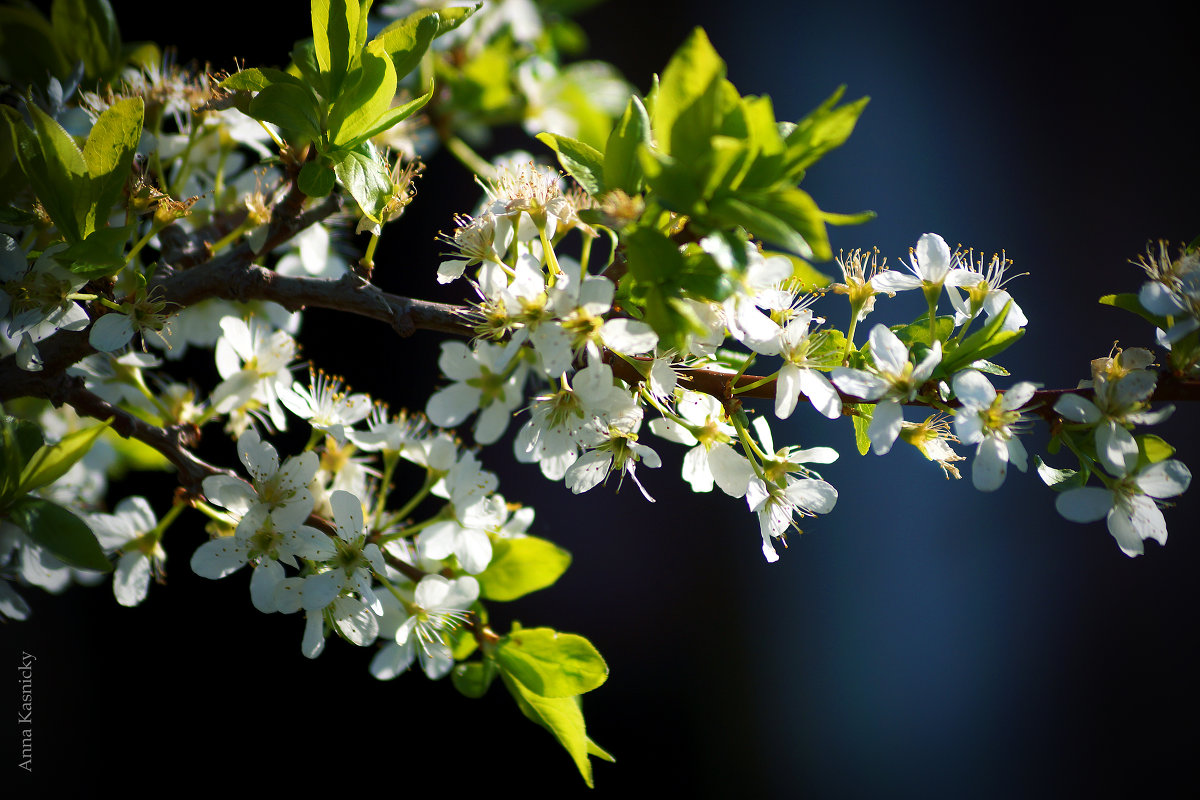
[372,10,440,81]
[782,87,869,179]
[12,103,88,242]
[59,224,135,279]
[851,403,873,455]
[81,96,143,235]
[298,160,337,197]
[0,5,71,87]
[495,627,608,698]
[328,42,397,148]
[51,0,122,82]
[311,0,362,98]
[501,672,607,787]
[330,146,392,222]
[347,80,434,146]
[652,28,725,158]
[18,419,111,496]
[1,414,45,503]
[603,94,650,194]
[1099,292,1171,329]
[535,132,604,196]
[478,536,572,601]
[452,660,498,699]
[6,496,112,572]
[249,83,323,142]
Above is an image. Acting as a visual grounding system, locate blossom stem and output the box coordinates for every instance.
[379,512,446,542]
[372,450,401,528]
[390,469,438,524]
[732,373,779,395]
[842,309,861,364]
[151,498,188,540]
[540,228,561,285]
[445,135,496,181]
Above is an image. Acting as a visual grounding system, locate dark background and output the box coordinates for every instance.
[6,1,1199,797]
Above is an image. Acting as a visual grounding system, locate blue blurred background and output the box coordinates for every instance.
[8,1,1198,796]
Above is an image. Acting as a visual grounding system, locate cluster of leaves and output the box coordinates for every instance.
[540,28,870,352]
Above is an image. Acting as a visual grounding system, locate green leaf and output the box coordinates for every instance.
[452,660,498,699]
[0,6,71,86]
[782,87,869,180]
[102,427,171,478]
[940,299,1020,374]
[298,160,337,197]
[346,80,434,144]
[59,224,135,279]
[51,0,122,82]
[1033,455,1082,491]
[603,94,650,194]
[891,315,956,348]
[330,145,392,221]
[11,103,87,243]
[501,672,606,787]
[311,0,361,98]
[328,42,397,148]
[371,10,440,81]
[745,187,833,260]
[587,737,616,763]
[6,496,112,572]
[822,209,877,227]
[290,39,326,97]
[250,82,323,142]
[536,132,604,196]
[1099,292,1171,329]
[219,67,306,93]
[622,225,684,285]
[478,536,572,601]
[708,192,817,259]
[851,403,872,455]
[495,627,608,698]
[1,414,45,503]
[652,28,726,159]
[969,359,1010,376]
[81,97,143,236]
[18,419,111,496]
[1138,434,1175,464]
[639,148,703,213]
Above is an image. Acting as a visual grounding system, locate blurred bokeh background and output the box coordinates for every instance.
[7,1,1198,796]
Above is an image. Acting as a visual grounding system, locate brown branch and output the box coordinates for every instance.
[605,353,1200,416]
[31,371,230,495]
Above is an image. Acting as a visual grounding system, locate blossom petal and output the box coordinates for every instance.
[867,399,904,455]
[1136,460,1192,499]
[971,436,1009,492]
[798,368,842,419]
[113,551,150,607]
[426,382,482,428]
[1055,487,1113,523]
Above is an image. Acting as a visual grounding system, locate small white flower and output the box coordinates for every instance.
[952,370,1037,491]
[370,574,480,680]
[297,490,385,613]
[831,324,941,454]
[280,367,373,445]
[870,232,980,296]
[648,391,753,496]
[87,497,165,607]
[565,392,660,501]
[745,475,838,563]
[425,339,528,445]
[1056,459,1191,557]
[210,315,299,430]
